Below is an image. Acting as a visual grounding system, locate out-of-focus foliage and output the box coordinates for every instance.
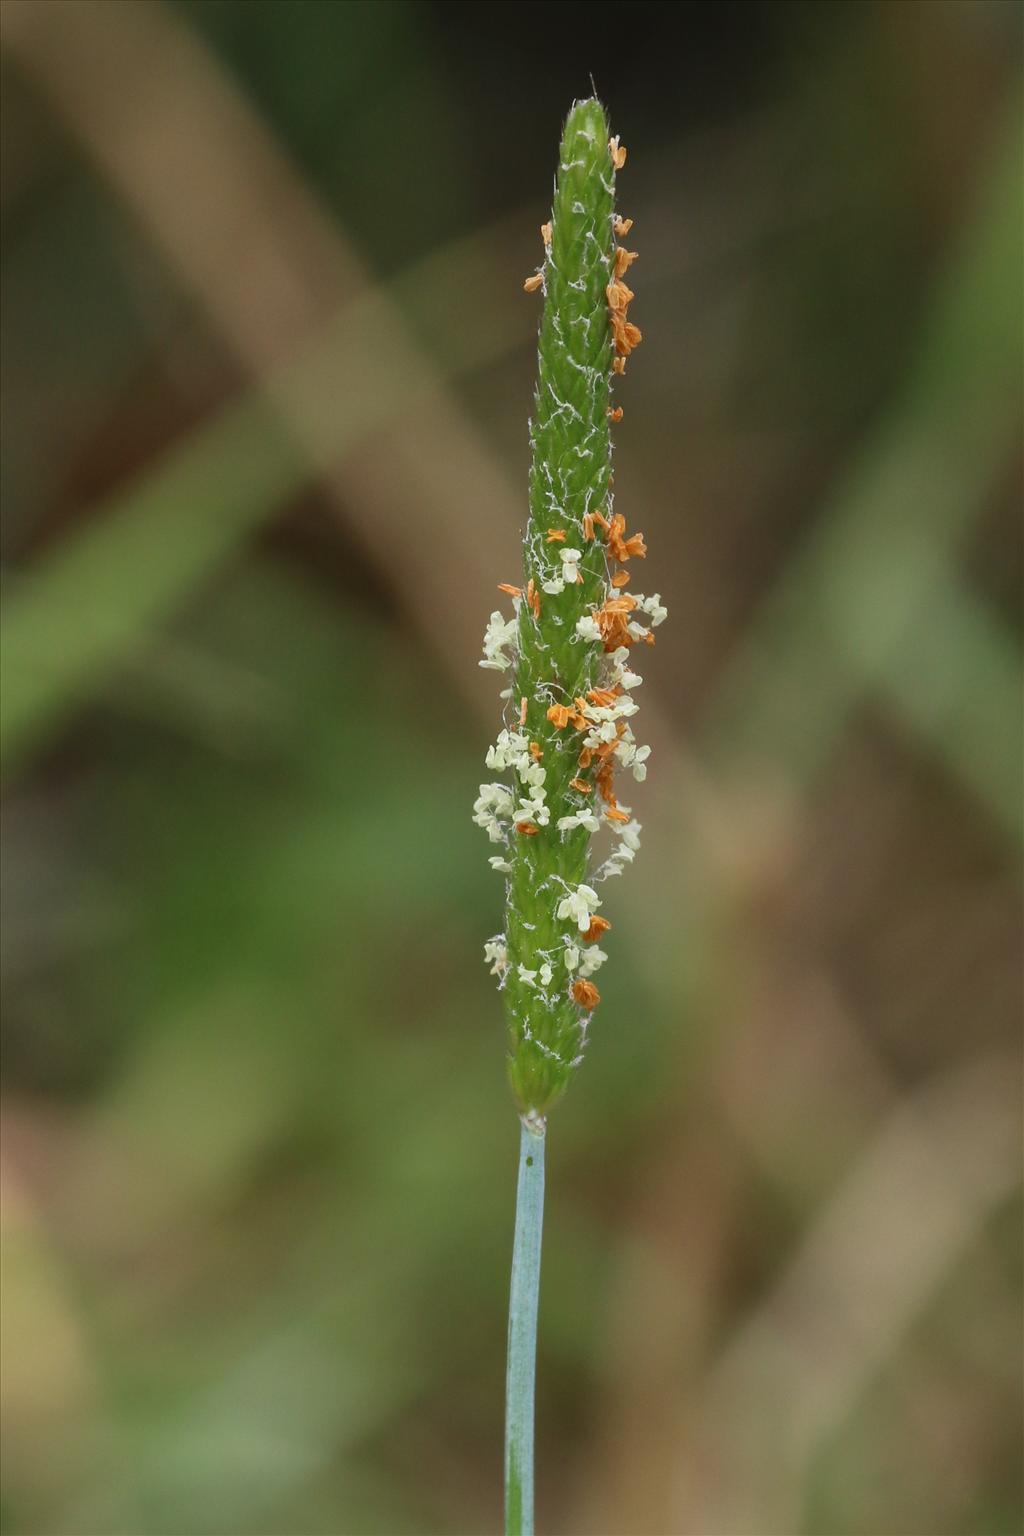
[1,3,1021,1534]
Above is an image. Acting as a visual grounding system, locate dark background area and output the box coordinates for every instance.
[2,3,1022,1533]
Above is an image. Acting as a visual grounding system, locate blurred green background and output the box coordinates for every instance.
[1,2,1021,1533]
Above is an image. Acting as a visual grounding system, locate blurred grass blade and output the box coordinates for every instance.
[0,207,534,774]
[702,97,1023,838]
[1,390,303,767]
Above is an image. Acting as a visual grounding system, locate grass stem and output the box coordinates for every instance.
[505,1120,546,1535]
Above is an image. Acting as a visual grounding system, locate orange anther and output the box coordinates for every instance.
[583,915,612,942]
[606,280,634,313]
[596,762,617,804]
[611,314,643,357]
[572,978,601,1009]
[523,273,543,293]
[607,513,646,563]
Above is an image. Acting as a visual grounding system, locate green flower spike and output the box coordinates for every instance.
[475,98,661,1128]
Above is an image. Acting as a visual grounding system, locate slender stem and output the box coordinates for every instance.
[505,1119,546,1536]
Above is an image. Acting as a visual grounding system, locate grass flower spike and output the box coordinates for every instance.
[475,98,664,1534]
[476,97,662,1124]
